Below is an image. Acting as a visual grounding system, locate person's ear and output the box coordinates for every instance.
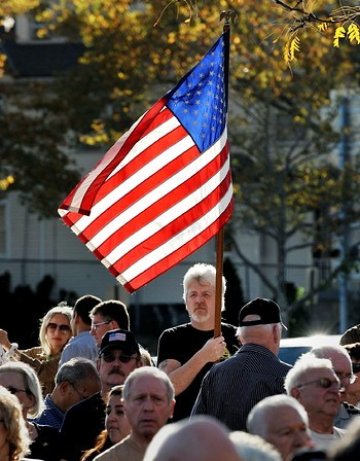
[290,387,300,400]
[272,324,280,343]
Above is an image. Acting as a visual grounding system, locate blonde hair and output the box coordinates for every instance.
[38,303,73,356]
[0,387,31,460]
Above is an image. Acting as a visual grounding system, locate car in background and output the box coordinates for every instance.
[278,334,342,365]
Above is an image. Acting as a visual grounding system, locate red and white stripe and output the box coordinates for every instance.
[59,99,232,292]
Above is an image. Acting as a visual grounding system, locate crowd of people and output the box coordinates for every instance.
[0,262,359,461]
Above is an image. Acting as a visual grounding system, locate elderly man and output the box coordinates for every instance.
[192,297,291,430]
[247,394,314,461]
[94,367,175,461]
[59,329,143,461]
[33,357,101,429]
[157,263,239,421]
[284,353,345,450]
[311,344,360,428]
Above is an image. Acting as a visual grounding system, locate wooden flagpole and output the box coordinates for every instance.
[214,10,236,339]
[214,227,225,337]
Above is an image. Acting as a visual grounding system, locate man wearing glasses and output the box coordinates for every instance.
[97,329,143,397]
[33,357,101,429]
[311,344,360,429]
[285,353,345,450]
[90,300,130,348]
[59,329,142,461]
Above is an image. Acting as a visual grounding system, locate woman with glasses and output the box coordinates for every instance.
[0,361,61,461]
[0,303,73,396]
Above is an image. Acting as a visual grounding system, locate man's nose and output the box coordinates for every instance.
[143,396,155,409]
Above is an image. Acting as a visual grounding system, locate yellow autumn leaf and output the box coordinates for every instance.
[283,36,300,63]
[317,23,328,32]
[347,23,360,45]
[333,26,346,48]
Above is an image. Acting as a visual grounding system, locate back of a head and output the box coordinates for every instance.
[237,298,285,349]
[74,295,102,325]
[90,300,130,330]
[144,416,242,461]
[247,394,308,437]
[230,431,282,461]
[311,344,349,361]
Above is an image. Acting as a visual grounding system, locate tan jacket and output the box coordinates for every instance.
[17,346,60,396]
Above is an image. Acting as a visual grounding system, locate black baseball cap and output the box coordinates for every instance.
[99,329,140,356]
[238,297,287,330]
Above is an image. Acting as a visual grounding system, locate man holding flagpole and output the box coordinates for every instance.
[157,263,239,421]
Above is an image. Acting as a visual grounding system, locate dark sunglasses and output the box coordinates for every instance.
[101,353,136,363]
[297,377,341,390]
[352,363,360,374]
[47,322,71,333]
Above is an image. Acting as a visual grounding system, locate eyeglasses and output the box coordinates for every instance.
[352,363,360,374]
[91,320,111,330]
[335,371,357,384]
[297,378,342,391]
[47,322,71,333]
[5,386,30,395]
[101,353,136,363]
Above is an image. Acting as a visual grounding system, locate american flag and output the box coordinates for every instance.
[58,32,233,293]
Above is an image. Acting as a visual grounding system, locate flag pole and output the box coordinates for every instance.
[214,9,236,338]
[214,227,225,338]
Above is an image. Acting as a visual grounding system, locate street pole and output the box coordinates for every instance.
[338,96,350,333]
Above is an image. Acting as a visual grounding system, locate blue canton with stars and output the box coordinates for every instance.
[167,33,228,153]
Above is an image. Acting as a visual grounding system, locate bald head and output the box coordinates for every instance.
[144,416,242,461]
[311,345,354,394]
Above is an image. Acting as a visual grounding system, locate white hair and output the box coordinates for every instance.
[123,366,175,403]
[182,263,226,310]
[230,431,282,461]
[247,394,309,438]
[284,353,334,394]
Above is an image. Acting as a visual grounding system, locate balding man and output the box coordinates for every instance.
[143,415,242,461]
[247,394,313,461]
[311,344,360,428]
[191,297,291,430]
